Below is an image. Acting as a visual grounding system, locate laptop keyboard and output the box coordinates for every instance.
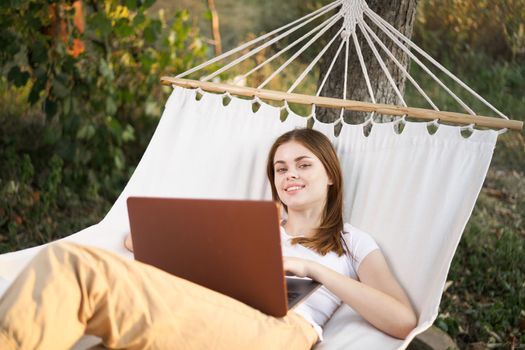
[287,291,301,302]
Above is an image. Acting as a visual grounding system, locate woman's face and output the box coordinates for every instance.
[273,141,332,212]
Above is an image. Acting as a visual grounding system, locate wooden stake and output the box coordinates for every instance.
[207,0,222,56]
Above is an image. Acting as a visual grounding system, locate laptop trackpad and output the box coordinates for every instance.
[286,277,321,309]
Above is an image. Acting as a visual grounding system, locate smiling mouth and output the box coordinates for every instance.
[285,185,305,192]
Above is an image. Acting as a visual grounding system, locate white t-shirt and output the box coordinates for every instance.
[280,223,379,340]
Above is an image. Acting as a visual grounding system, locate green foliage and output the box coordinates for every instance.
[414,0,525,63]
[0,1,208,251]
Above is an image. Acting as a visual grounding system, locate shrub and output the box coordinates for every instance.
[0,1,208,251]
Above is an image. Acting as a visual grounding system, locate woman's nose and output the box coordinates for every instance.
[286,171,299,180]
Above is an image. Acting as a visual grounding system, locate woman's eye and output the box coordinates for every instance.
[299,164,311,169]
[275,168,286,173]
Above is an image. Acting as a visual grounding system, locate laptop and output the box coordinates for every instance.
[127,196,321,317]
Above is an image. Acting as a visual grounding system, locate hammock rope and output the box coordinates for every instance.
[177,0,342,79]
[258,15,342,89]
[201,4,342,82]
[236,21,341,88]
[162,0,522,132]
[360,21,437,110]
[351,27,376,104]
[316,38,346,97]
[359,21,408,107]
[287,27,342,94]
[365,9,510,121]
[364,10,476,115]
[341,36,350,121]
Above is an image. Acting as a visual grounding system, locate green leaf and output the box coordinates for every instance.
[7,66,30,87]
[62,97,72,115]
[120,88,133,103]
[6,0,24,9]
[115,18,134,38]
[123,0,136,10]
[43,125,62,145]
[27,13,44,31]
[107,117,123,138]
[30,40,49,66]
[145,100,158,116]
[139,52,154,71]
[76,124,96,140]
[435,318,448,332]
[61,56,76,74]
[52,77,69,98]
[132,12,145,27]
[144,20,161,45]
[90,13,112,37]
[141,0,156,10]
[113,150,125,170]
[158,51,170,69]
[0,32,21,58]
[121,124,135,142]
[99,59,114,80]
[44,98,58,119]
[105,96,117,115]
[143,26,156,45]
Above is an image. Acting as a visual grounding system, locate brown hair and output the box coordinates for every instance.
[266,128,345,256]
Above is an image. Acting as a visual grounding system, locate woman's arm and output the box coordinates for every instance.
[283,253,417,339]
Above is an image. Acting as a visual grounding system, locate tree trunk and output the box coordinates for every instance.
[317,0,418,123]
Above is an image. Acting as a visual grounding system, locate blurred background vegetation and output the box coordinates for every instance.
[0,0,523,348]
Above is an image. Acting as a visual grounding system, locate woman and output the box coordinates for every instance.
[0,128,416,350]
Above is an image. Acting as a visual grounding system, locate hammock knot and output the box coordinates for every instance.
[339,0,368,37]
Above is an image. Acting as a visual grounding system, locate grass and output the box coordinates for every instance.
[437,167,525,348]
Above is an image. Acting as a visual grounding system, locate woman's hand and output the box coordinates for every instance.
[124,233,133,252]
[283,256,316,279]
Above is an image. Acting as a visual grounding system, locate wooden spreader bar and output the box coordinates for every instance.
[160,77,523,131]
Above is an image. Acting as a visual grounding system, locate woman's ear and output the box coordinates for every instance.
[326,170,334,186]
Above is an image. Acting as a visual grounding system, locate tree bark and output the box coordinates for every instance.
[317,0,419,123]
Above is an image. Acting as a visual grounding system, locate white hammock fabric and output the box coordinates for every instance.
[0,87,497,349]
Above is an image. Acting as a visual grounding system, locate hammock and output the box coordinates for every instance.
[0,0,521,349]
